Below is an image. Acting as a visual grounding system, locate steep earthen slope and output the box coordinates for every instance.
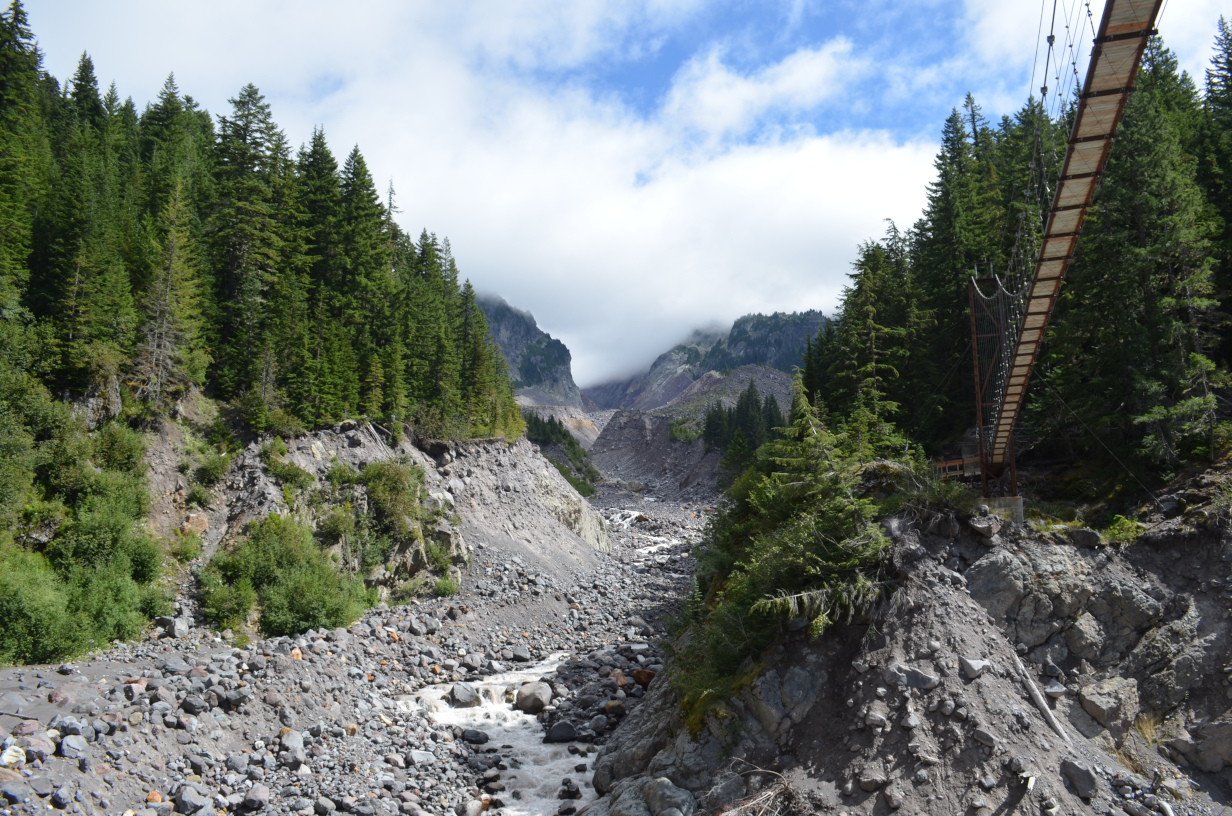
[589,412,720,500]
[583,504,1232,816]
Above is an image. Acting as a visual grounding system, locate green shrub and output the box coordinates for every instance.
[359,534,394,571]
[202,572,256,631]
[669,420,701,443]
[94,422,146,473]
[0,365,161,665]
[266,407,306,439]
[425,541,452,573]
[206,416,242,454]
[318,506,355,543]
[0,545,87,665]
[361,461,423,537]
[186,483,212,508]
[170,530,202,563]
[260,437,288,464]
[327,462,360,487]
[203,514,371,636]
[195,452,229,486]
[270,460,313,491]
[259,437,314,492]
[546,456,596,497]
[1103,515,1140,545]
[435,577,459,597]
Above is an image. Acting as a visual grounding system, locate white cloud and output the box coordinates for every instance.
[66,2,1232,383]
[661,40,865,145]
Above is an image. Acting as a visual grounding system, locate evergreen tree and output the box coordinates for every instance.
[131,180,206,410]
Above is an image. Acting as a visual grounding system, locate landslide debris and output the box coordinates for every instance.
[582,501,1232,816]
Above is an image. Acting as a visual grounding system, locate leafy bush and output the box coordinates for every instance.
[524,411,601,483]
[170,530,202,563]
[360,461,424,537]
[202,572,256,632]
[425,541,452,573]
[318,506,355,543]
[259,437,314,492]
[669,420,701,443]
[206,416,242,454]
[195,452,229,486]
[266,407,306,439]
[435,577,459,597]
[327,462,360,487]
[1103,515,1140,545]
[94,423,146,473]
[186,483,212,508]
[0,546,88,665]
[260,436,289,463]
[203,514,372,636]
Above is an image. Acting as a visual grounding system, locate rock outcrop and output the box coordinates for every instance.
[586,505,1232,816]
[479,294,583,407]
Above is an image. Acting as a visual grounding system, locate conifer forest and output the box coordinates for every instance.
[0,2,520,661]
[1,0,1231,687]
[803,30,1232,485]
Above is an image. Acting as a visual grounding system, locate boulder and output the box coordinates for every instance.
[645,778,696,816]
[180,696,208,716]
[450,683,480,708]
[1079,677,1138,737]
[175,785,210,813]
[969,516,1001,539]
[58,735,89,760]
[1065,613,1105,662]
[1068,528,1102,548]
[280,730,307,768]
[0,781,32,805]
[515,682,552,714]
[884,663,940,690]
[744,670,787,736]
[966,550,1029,619]
[959,657,992,680]
[1060,759,1098,799]
[779,666,818,723]
[545,720,577,743]
[859,770,888,791]
[241,788,268,813]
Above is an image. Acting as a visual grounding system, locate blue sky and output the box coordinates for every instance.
[28,0,1228,385]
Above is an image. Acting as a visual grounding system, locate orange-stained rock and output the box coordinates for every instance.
[289,647,303,660]
[344,723,359,736]
[181,513,208,535]
[146,792,162,803]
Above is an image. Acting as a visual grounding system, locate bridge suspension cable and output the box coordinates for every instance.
[968,0,1162,497]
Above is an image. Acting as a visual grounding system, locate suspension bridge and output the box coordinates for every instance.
[964,0,1162,502]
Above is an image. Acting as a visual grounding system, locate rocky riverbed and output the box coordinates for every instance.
[0,491,705,816]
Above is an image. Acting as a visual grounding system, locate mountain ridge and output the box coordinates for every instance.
[583,310,825,411]
[478,294,584,408]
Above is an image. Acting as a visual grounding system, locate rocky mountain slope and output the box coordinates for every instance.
[650,364,793,428]
[479,296,583,408]
[583,311,824,412]
[577,487,1232,816]
[144,410,609,599]
[589,413,720,501]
